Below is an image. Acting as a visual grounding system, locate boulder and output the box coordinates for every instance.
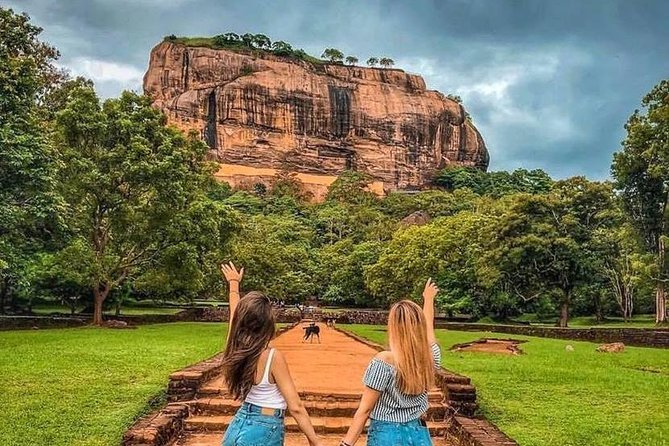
[596,342,625,353]
[400,210,432,226]
[103,320,134,329]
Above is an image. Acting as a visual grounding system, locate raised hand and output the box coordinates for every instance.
[220,261,244,283]
[423,278,438,345]
[422,277,439,301]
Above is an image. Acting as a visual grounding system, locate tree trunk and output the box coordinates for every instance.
[558,301,569,327]
[657,237,667,324]
[594,293,604,323]
[0,278,7,315]
[558,290,571,328]
[657,283,667,324]
[93,285,110,326]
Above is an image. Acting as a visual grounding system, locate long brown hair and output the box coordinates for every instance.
[387,300,434,395]
[222,291,276,400]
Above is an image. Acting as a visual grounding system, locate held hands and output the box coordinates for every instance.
[220,262,244,284]
[423,277,439,301]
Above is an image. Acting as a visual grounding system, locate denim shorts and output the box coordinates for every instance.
[367,418,432,446]
[222,402,285,446]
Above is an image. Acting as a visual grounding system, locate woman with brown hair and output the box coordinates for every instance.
[340,278,441,446]
[220,262,323,446]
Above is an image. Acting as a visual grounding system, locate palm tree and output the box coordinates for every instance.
[379,57,395,68]
[366,57,379,67]
[321,48,344,63]
[345,56,359,66]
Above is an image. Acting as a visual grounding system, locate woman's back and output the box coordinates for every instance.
[245,348,287,409]
[364,344,441,422]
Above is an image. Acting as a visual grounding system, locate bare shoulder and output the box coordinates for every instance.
[270,348,287,367]
[374,350,395,365]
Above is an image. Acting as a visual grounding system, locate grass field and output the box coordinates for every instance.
[0,323,227,446]
[343,325,669,446]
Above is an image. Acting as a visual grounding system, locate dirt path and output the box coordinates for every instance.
[272,323,379,395]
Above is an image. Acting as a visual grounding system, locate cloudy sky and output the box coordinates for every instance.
[6,0,668,179]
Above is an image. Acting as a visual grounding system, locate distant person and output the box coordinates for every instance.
[340,278,441,446]
[219,262,323,446]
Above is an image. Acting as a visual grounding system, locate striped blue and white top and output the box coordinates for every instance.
[363,343,441,423]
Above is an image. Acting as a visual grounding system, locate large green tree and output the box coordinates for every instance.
[365,211,498,311]
[612,79,669,323]
[489,178,617,327]
[53,87,229,324]
[435,167,553,197]
[0,8,62,313]
[228,214,317,302]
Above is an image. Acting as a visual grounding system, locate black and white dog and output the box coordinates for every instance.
[302,322,321,343]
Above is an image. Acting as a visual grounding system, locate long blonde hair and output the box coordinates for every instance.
[388,300,434,395]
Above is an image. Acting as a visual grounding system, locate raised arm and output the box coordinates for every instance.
[221,262,244,333]
[422,278,439,345]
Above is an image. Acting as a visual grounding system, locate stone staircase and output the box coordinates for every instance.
[170,375,453,445]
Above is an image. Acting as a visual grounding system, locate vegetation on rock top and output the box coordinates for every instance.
[163,33,396,68]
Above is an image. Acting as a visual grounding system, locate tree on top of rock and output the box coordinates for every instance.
[379,57,395,68]
[240,33,255,47]
[271,40,293,56]
[252,34,271,49]
[345,55,359,66]
[321,48,344,63]
[366,57,379,67]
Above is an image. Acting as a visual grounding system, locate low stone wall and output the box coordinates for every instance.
[122,403,188,446]
[436,322,669,348]
[0,307,391,330]
[446,416,518,446]
[0,315,88,330]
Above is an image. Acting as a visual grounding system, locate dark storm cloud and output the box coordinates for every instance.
[5,0,668,179]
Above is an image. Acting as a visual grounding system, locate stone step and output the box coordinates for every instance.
[191,397,447,419]
[173,432,453,445]
[184,415,447,436]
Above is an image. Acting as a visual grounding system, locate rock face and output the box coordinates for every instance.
[144,41,489,197]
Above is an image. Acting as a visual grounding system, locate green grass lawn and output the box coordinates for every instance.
[0,323,228,446]
[343,325,669,446]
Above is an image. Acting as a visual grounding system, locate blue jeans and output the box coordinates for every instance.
[367,418,432,446]
[222,402,285,446]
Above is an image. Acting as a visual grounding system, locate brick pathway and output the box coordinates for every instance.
[173,323,452,445]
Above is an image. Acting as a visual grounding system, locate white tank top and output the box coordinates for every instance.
[244,348,287,409]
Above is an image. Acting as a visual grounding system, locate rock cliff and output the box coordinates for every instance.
[144,41,489,197]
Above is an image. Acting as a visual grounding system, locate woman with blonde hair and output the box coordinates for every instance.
[340,278,441,446]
